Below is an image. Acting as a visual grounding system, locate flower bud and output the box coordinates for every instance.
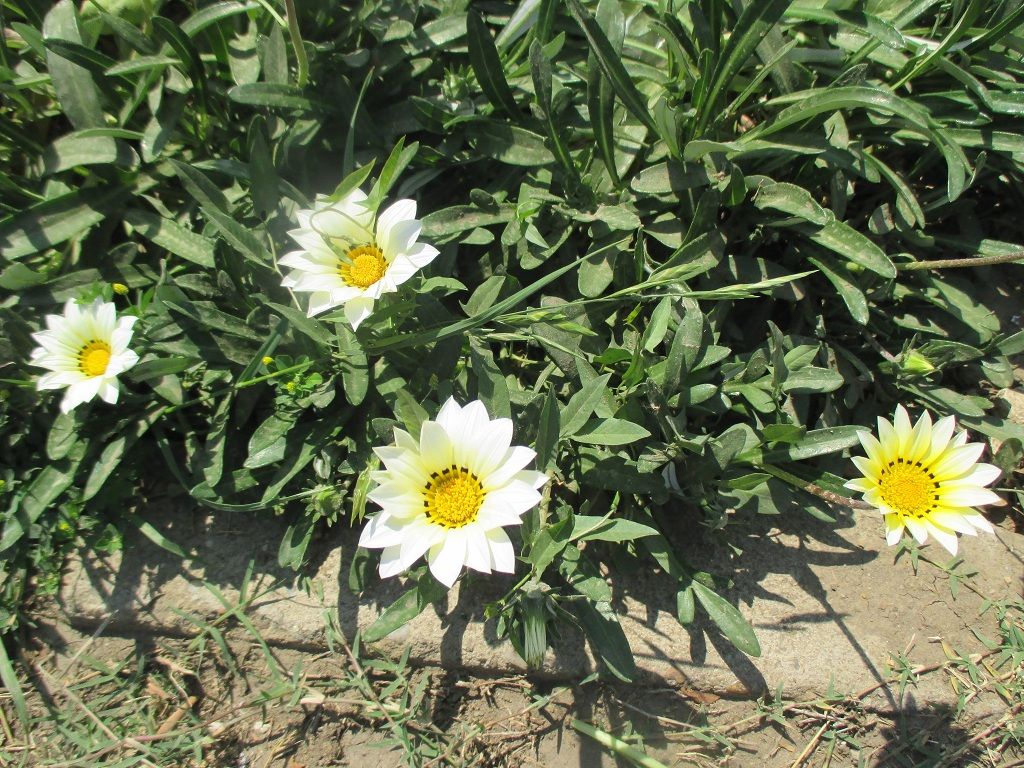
[899,351,935,376]
[112,283,129,295]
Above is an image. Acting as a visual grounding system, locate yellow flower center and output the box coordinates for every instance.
[878,458,939,518]
[423,465,484,529]
[338,245,387,289]
[78,340,112,377]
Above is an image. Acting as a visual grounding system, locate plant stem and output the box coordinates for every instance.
[898,252,1024,271]
[157,361,312,416]
[758,463,873,510]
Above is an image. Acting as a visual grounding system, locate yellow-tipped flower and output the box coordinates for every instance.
[112,282,129,296]
[29,299,139,413]
[845,405,1000,555]
[359,398,547,587]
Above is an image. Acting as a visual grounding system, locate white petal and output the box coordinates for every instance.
[952,463,1001,488]
[906,410,932,462]
[37,371,82,390]
[482,446,537,490]
[961,512,994,534]
[928,510,977,535]
[931,443,986,481]
[359,513,408,549]
[378,545,407,578]
[844,477,875,493]
[306,292,342,317]
[344,295,376,329]
[435,397,464,433]
[885,514,905,546]
[925,521,959,556]
[893,405,913,453]
[926,415,956,461]
[904,515,929,544]
[399,522,442,570]
[462,529,493,574]
[939,487,1001,508]
[483,480,542,517]
[60,378,100,413]
[376,198,419,257]
[419,420,454,468]
[485,528,516,573]
[851,454,880,482]
[427,531,467,588]
[97,379,120,404]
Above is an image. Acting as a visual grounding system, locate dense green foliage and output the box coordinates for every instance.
[1,0,1022,675]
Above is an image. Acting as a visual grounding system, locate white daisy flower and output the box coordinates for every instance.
[29,299,139,414]
[359,398,548,587]
[279,188,439,329]
[845,404,1001,555]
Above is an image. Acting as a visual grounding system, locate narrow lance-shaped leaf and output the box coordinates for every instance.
[467,10,520,115]
[565,0,658,136]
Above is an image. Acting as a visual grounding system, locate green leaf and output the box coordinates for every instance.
[807,255,869,325]
[534,388,560,472]
[806,220,896,278]
[338,324,369,407]
[180,1,259,37]
[227,82,325,110]
[41,135,137,175]
[123,209,216,268]
[368,138,418,210]
[691,582,760,657]
[46,413,79,461]
[394,389,428,440]
[570,418,651,446]
[82,416,155,501]
[0,185,126,260]
[0,642,29,732]
[169,160,267,267]
[753,180,830,226]
[245,413,296,469]
[469,121,552,166]
[467,10,519,115]
[570,516,658,543]
[153,15,208,103]
[739,426,863,464]
[469,339,511,418]
[529,516,572,575]
[121,510,187,558]
[782,367,844,394]
[565,0,656,136]
[574,600,636,681]
[559,374,611,437]
[43,1,104,129]
[696,0,790,134]
[363,576,449,643]
[278,517,316,570]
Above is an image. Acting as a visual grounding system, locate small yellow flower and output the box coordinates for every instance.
[112,283,129,296]
[846,405,1000,555]
[262,356,274,365]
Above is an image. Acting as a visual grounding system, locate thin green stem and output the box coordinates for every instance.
[284,0,309,88]
[157,361,312,416]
